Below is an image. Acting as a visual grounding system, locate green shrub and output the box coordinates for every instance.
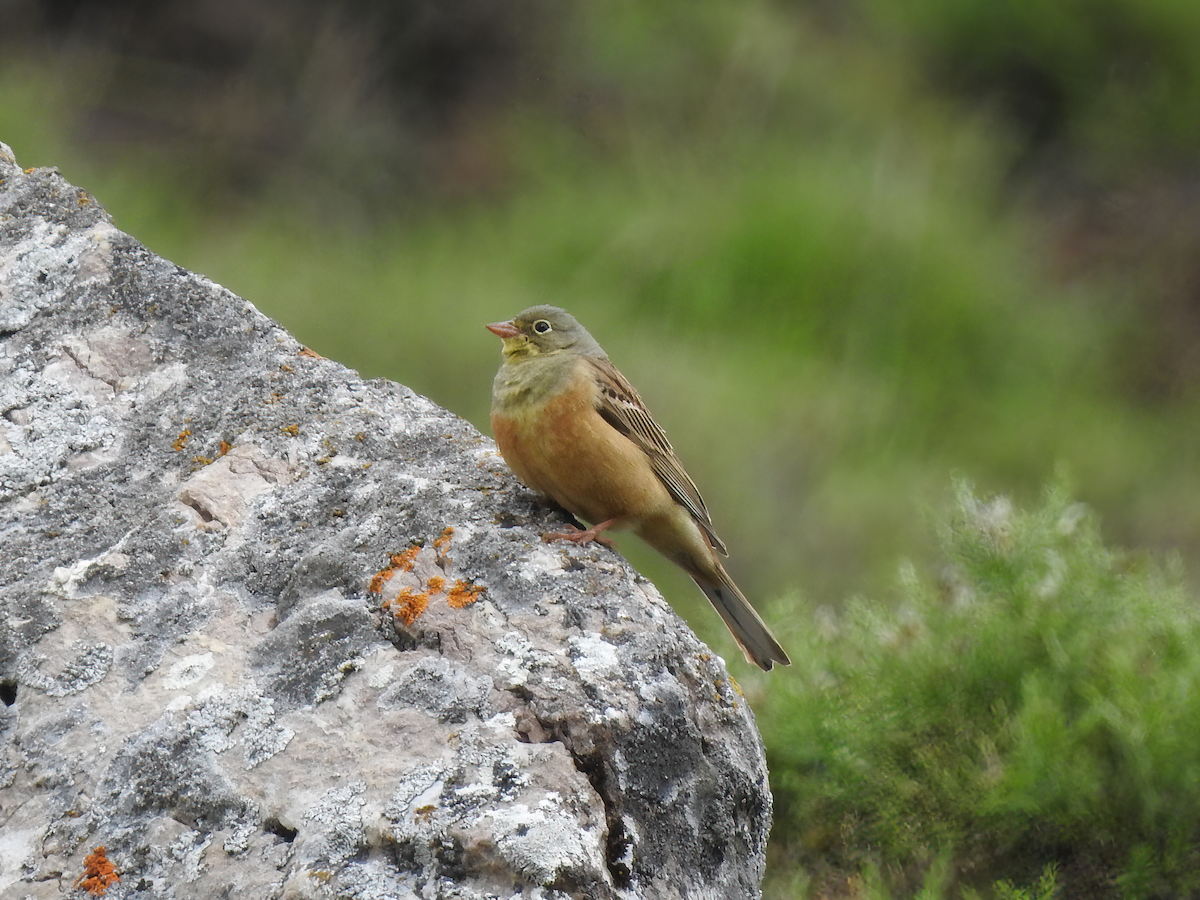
[864,0,1200,169]
[764,480,1200,898]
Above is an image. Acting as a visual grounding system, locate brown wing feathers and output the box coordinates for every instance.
[587,356,729,556]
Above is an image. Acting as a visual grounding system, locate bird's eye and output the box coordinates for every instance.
[532,319,552,334]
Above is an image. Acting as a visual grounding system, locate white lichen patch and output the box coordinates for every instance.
[486,804,607,887]
[569,634,621,687]
[162,652,215,689]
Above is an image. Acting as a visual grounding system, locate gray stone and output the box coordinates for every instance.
[0,143,771,899]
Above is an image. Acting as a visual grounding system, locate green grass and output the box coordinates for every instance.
[763,481,1200,898]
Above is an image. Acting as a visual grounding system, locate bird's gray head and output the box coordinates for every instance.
[487,305,606,359]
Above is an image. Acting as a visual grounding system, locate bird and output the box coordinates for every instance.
[486,305,790,671]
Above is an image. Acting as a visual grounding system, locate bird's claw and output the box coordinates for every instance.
[541,523,617,548]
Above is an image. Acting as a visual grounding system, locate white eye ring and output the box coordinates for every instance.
[532,319,552,334]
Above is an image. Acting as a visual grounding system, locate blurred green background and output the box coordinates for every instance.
[5,0,1200,893]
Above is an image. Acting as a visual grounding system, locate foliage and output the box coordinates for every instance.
[864,0,1200,170]
[980,863,1059,900]
[763,481,1200,897]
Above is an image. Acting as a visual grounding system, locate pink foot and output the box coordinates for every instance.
[542,519,618,549]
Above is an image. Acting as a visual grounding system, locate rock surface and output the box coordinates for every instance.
[0,143,772,899]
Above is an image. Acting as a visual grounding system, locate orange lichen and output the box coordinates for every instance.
[172,429,192,451]
[368,546,420,596]
[392,587,431,626]
[218,440,233,456]
[391,546,420,572]
[76,846,119,896]
[434,527,454,552]
[433,526,455,565]
[281,424,300,437]
[373,531,484,625]
[446,579,485,609]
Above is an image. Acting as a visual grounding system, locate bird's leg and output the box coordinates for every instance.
[542,518,619,548]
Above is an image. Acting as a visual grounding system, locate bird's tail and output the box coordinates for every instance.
[692,565,791,671]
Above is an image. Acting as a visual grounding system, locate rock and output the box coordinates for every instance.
[0,143,772,899]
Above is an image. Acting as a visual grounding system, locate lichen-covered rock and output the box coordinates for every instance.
[0,143,771,899]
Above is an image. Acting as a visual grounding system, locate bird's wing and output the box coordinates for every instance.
[585,354,728,555]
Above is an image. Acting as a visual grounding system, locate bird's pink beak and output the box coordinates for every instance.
[486,320,520,339]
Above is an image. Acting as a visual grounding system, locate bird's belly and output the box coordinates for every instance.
[492,389,671,528]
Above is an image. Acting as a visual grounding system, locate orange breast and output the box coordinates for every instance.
[491,375,674,529]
